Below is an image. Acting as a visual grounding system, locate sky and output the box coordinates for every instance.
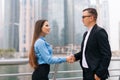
[90,0,120,51]
[108,0,120,51]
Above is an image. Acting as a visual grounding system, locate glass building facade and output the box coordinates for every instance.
[0,0,116,54]
[19,0,91,54]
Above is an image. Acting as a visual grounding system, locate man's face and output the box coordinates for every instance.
[82,11,93,27]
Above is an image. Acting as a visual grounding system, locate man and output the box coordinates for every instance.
[70,8,111,80]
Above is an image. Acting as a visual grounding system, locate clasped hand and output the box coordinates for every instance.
[66,54,75,63]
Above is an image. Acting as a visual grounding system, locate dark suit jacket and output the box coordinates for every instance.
[74,24,111,79]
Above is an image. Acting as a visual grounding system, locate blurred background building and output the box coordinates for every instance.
[1,0,19,51]
[0,0,120,80]
[0,0,119,56]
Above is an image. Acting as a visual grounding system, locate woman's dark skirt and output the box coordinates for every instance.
[32,64,50,80]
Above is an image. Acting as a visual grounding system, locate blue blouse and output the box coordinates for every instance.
[34,37,66,64]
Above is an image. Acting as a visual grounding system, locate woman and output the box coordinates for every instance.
[29,20,71,80]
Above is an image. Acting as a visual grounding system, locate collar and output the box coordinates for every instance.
[40,36,45,41]
[87,26,93,33]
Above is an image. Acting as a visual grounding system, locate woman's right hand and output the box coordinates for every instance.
[66,55,75,63]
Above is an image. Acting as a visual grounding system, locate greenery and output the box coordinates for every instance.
[0,48,16,58]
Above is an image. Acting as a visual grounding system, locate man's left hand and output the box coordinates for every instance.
[94,74,100,80]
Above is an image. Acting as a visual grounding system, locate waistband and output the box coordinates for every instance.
[38,64,50,66]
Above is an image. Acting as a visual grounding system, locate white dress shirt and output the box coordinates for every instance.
[82,27,93,68]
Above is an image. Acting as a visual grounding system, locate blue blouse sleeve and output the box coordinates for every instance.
[36,40,66,64]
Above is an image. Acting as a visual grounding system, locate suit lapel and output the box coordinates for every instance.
[81,31,88,51]
[81,24,98,52]
[86,24,98,47]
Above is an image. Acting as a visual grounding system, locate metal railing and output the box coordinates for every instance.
[0,57,120,80]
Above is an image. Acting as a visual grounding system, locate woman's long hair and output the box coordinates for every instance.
[29,20,47,69]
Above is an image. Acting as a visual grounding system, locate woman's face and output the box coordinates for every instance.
[41,21,50,36]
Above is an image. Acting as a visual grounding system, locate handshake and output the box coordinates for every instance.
[66,54,76,63]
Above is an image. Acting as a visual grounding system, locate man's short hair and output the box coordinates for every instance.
[83,8,98,20]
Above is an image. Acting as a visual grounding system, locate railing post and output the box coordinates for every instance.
[52,64,59,80]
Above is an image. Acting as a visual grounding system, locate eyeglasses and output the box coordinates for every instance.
[82,15,91,19]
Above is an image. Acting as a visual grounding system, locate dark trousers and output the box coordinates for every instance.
[83,68,106,80]
[32,64,50,80]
